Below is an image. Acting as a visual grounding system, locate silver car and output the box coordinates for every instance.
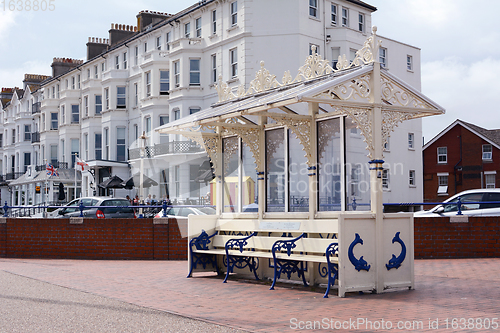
[53,197,135,218]
[154,206,215,218]
[414,189,500,217]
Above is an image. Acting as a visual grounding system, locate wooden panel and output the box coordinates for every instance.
[216,219,338,234]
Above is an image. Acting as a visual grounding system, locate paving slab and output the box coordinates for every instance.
[1,258,499,332]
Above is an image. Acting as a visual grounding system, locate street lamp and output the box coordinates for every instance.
[139,131,148,217]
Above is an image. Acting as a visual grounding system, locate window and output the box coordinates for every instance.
[485,172,496,188]
[95,133,102,160]
[331,47,340,69]
[190,59,200,86]
[189,107,201,115]
[61,139,65,162]
[230,48,238,77]
[212,10,217,34]
[134,46,139,66]
[382,169,389,189]
[24,152,30,173]
[160,70,170,95]
[195,17,202,37]
[134,83,138,106]
[84,95,89,117]
[409,170,416,186]
[438,173,448,194]
[115,56,120,69]
[309,44,320,55]
[145,72,152,97]
[211,54,217,83]
[166,32,171,51]
[71,139,79,168]
[117,128,126,162]
[50,145,57,166]
[77,75,81,89]
[102,62,106,72]
[159,115,169,126]
[184,22,191,38]
[342,7,348,26]
[72,77,75,89]
[174,109,180,121]
[56,84,60,98]
[94,65,98,79]
[51,113,58,130]
[144,42,148,53]
[87,68,90,79]
[105,88,109,110]
[95,95,102,115]
[230,1,238,25]
[117,87,126,108]
[61,105,65,124]
[331,4,337,24]
[358,13,364,32]
[71,104,79,124]
[84,133,88,160]
[145,117,152,146]
[52,86,55,99]
[483,144,492,160]
[309,0,318,18]
[407,55,413,71]
[175,165,180,197]
[379,47,387,67]
[437,147,447,163]
[408,133,414,149]
[134,124,139,147]
[123,52,127,69]
[24,125,31,141]
[104,128,109,159]
[156,36,161,50]
[174,61,180,88]
[0,134,3,147]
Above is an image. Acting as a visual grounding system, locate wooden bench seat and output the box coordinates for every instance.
[188,225,339,298]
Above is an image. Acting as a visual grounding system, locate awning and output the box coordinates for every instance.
[121,174,159,189]
[98,175,125,189]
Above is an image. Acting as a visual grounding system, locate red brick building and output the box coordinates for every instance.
[423,119,500,203]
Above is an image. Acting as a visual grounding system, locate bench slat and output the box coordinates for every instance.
[216,219,338,234]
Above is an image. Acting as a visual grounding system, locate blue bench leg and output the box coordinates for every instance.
[323,263,339,298]
[224,256,260,283]
[270,260,307,290]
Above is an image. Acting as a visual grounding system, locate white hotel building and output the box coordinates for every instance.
[0,0,423,210]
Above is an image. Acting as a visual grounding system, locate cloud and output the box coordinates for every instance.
[421,57,500,142]
[0,11,17,41]
[0,60,50,88]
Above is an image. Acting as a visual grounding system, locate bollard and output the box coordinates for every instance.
[79,201,84,217]
[352,197,357,211]
[456,196,462,215]
[162,200,167,217]
[3,201,8,217]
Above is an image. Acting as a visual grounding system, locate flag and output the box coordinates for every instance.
[46,163,59,177]
[75,156,89,172]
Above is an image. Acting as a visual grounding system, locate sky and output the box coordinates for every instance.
[0,0,499,143]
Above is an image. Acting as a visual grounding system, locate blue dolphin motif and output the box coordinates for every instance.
[386,232,406,270]
[348,233,371,272]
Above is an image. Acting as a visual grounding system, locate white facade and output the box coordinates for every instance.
[0,0,423,209]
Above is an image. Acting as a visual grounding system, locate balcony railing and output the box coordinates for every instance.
[31,132,40,143]
[35,162,69,172]
[128,141,204,159]
[32,102,41,114]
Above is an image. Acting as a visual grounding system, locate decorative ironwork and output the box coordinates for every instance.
[386,232,406,270]
[187,230,218,278]
[223,136,239,176]
[317,118,341,162]
[316,75,371,102]
[223,232,259,283]
[339,107,374,159]
[270,233,308,290]
[381,75,433,110]
[348,233,371,272]
[267,115,313,167]
[178,131,220,175]
[323,242,339,298]
[381,110,417,153]
[215,28,381,103]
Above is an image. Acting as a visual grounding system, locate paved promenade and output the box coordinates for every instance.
[1,258,499,332]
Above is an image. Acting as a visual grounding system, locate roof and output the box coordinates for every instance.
[346,0,377,12]
[9,168,81,186]
[423,119,500,150]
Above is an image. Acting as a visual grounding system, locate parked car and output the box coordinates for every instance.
[414,189,500,217]
[51,197,136,218]
[154,206,216,218]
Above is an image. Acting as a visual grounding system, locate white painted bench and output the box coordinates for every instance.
[187,218,340,298]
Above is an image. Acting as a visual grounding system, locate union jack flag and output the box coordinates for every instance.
[46,163,59,177]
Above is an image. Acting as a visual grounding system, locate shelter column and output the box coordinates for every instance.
[258,117,266,219]
[308,102,318,220]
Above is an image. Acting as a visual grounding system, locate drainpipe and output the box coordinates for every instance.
[453,135,462,195]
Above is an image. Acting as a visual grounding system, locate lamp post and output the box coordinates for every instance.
[139,131,148,218]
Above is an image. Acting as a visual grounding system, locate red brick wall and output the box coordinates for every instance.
[414,216,500,259]
[0,218,187,260]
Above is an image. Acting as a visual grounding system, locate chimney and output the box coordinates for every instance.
[23,74,51,90]
[51,58,84,77]
[136,10,171,33]
[86,37,109,60]
[109,23,137,47]
[0,87,16,103]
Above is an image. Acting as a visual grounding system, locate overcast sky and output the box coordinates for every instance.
[1,0,498,143]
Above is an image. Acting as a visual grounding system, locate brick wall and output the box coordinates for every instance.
[414,216,500,259]
[0,217,187,260]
